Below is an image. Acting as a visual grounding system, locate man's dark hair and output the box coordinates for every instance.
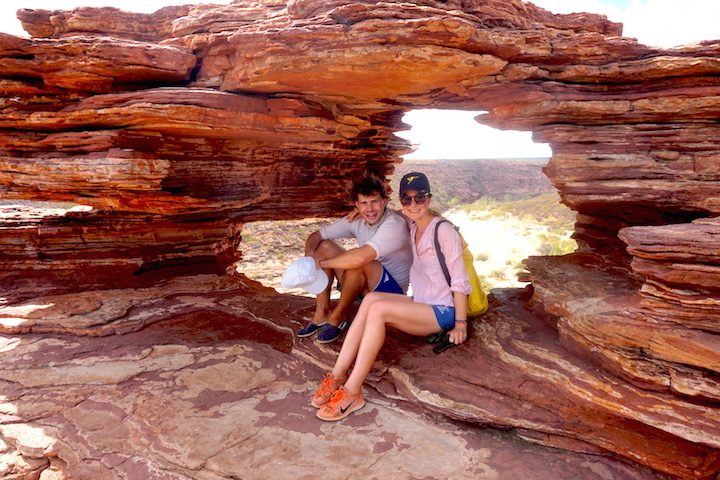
[350,174,388,201]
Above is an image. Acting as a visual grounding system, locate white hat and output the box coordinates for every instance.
[281,256,329,295]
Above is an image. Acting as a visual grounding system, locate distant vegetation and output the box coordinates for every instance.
[241,191,578,292]
[462,192,576,235]
[451,192,577,288]
[389,158,552,213]
[240,160,576,291]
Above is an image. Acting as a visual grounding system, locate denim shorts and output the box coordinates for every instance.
[372,266,404,295]
[431,305,456,331]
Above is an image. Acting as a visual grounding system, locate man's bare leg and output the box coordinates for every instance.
[309,239,346,325]
[310,277,333,325]
[325,261,383,327]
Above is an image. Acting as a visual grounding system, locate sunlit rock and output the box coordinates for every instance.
[1,1,719,479]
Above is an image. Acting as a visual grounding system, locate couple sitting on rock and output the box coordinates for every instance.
[293,172,471,421]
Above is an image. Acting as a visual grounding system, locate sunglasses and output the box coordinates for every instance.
[400,192,430,206]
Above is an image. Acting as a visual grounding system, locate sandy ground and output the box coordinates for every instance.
[446,208,570,289]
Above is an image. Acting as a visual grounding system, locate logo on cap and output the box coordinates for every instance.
[399,172,431,195]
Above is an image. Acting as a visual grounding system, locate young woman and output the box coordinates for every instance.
[311,172,470,421]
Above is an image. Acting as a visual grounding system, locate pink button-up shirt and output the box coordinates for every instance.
[409,216,471,307]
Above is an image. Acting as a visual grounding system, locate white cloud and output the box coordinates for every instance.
[623,0,720,48]
[531,0,720,48]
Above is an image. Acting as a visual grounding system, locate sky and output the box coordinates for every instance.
[1,0,718,159]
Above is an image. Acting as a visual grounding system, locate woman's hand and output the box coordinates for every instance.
[449,321,468,345]
[346,207,361,222]
[449,292,469,344]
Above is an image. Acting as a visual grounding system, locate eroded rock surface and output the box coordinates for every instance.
[0,277,670,480]
[1,1,719,478]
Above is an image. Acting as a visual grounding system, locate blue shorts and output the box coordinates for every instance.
[371,267,404,295]
[431,305,456,331]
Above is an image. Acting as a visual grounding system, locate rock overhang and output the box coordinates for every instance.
[1,1,719,479]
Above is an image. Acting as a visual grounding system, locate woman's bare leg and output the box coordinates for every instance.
[343,299,439,394]
[330,292,410,378]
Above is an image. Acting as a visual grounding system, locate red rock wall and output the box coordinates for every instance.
[1,1,719,478]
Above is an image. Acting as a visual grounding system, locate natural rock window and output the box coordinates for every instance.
[1,2,719,479]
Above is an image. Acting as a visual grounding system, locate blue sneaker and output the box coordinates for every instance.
[297,322,326,338]
[316,321,348,344]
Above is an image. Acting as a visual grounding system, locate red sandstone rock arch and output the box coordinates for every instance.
[1,2,719,478]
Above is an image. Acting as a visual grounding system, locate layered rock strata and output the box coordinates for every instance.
[1,1,719,479]
[0,279,669,480]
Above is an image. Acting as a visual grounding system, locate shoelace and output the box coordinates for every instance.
[315,377,335,398]
[327,388,347,405]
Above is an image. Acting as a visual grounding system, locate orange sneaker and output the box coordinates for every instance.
[316,386,365,421]
[311,372,347,408]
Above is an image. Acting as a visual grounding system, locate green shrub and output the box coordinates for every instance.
[474,252,489,262]
[537,234,577,256]
[489,269,506,280]
[466,192,575,227]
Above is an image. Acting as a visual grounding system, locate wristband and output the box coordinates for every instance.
[455,320,467,324]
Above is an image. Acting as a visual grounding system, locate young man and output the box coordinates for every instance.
[297,174,412,343]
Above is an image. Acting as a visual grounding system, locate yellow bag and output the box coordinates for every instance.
[434,220,489,318]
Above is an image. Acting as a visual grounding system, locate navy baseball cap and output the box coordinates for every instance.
[399,172,431,195]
